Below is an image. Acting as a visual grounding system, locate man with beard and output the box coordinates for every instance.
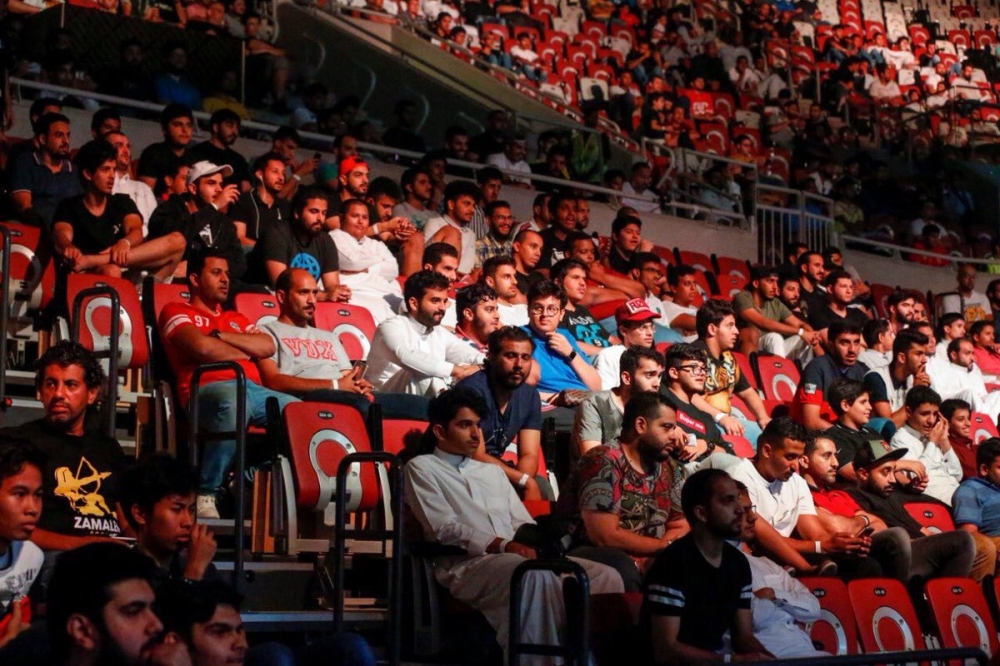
[367,270,484,396]
[864,328,931,427]
[808,270,870,336]
[793,321,869,431]
[136,104,194,191]
[323,156,370,229]
[423,180,481,276]
[106,131,158,231]
[393,167,436,232]
[267,126,318,201]
[886,290,916,334]
[45,543,193,666]
[796,251,829,321]
[559,392,688,592]
[158,249,297,518]
[474,200,515,268]
[457,327,550,499]
[593,299,659,390]
[971,320,1000,378]
[0,342,130,551]
[512,228,544,298]
[9,113,83,230]
[928,338,1000,415]
[186,109,249,191]
[480,256,528,326]
[468,166,504,239]
[229,152,289,250]
[777,268,806,320]
[248,186,348,301]
[735,265,819,362]
[454,283,501,354]
[643,468,773,664]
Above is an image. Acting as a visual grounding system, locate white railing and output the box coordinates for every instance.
[755,183,835,264]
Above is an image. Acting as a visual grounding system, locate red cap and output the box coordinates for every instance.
[615,299,658,325]
[339,155,368,176]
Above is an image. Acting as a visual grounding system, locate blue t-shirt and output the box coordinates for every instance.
[953,477,1000,536]
[9,151,83,230]
[456,369,542,457]
[521,326,591,394]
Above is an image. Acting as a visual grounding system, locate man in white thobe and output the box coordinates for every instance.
[330,224,402,323]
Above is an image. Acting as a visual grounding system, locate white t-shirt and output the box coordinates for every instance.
[498,302,529,326]
[621,182,660,213]
[486,153,532,185]
[869,79,902,101]
[660,300,698,342]
[593,345,626,390]
[729,459,816,537]
[423,215,477,275]
[890,425,962,506]
[940,290,991,323]
[0,540,43,617]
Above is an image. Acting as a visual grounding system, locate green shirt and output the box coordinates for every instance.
[733,289,792,331]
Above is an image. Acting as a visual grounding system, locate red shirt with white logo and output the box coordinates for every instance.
[159,301,262,405]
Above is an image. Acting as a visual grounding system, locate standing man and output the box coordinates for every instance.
[186,109,250,191]
[942,263,992,323]
[229,152,288,249]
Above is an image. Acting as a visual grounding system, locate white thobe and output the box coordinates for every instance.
[890,425,963,506]
[330,229,402,323]
[744,551,829,658]
[404,448,624,664]
[927,359,1000,414]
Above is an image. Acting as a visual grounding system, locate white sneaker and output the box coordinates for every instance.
[197,494,220,519]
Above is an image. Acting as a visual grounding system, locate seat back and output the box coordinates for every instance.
[972,412,999,443]
[904,502,957,534]
[233,292,281,328]
[712,255,751,283]
[283,402,379,513]
[66,273,148,370]
[848,578,927,654]
[713,274,746,299]
[797,577,859,655]
[869,283,894,318]
[722,434,754,458]
[674,249,713,273]
[1,221,56,316]
[925,577,999,656]
[751,353,800,402]
[380,417,428,456]
[733,351,758,391]
[312,302,377,362]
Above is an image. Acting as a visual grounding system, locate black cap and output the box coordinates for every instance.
[853,438,907,469]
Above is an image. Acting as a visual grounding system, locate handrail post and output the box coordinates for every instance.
[0,225,9,412]
[508,559,590,666]
[71,284,120,439]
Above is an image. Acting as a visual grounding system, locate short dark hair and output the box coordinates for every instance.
[423,242,459,267]
[886,289,913,311]
[681,468,735,524]
[547,193,574,217]
[480,255,515,281]
[476,166,503,184]
[827,378,868,416]
[751,265,779,281]
[940,398,971,420]
[0,441,45,486]
[825,269,853,289]
[35,340,104,392]
[252,151,286,174]
[563,231,594,254]
[937,312,965,340]
[484,200,511,217]
[401,167,430,192]
[862,318,891,348]
[620,347,664,377]
[976,437,1000,470]
[36,112,70,137]
[48,543,157,659]
[290,186,330,217]
[456,283,497,319]
[272,125,301,144]
[905,385,941,410]
[621,391,673,438]
[368,176,403,203]
[428,387,486,431]
[527,280,567,308]
[74,139,117,185]
[757,416,806,452]
[90,107,121,133]
[551,258,588,283]
[796,251,822,272]
[947,337,967,359]
[29,97,61,131]
[667,264,696,287]
[159,103,193,131]
[696,299,735,338]
[443,179,482,203]
[119,453,198,531]
[971,320,995,338]
[209,107,241,128]
[612,214,642,237]
[630,251,662,272]
[404,269,451,306]
[893,329,928,358]
[664,343,707,370]
[828,320,863,342]
[187,247,229,280]
[487,326,534,357]
[156,579,244,642]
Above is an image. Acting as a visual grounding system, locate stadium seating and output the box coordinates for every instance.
[848,578,928,653]
[798,576,860,655]
[313,302,378,363]
[972,412,1000,444]
[751,353,801,402]
[234,292,282,328]
[924,578,999,656]
[905,502,957,534]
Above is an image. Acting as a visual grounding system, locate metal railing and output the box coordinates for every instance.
[756,182,835,263]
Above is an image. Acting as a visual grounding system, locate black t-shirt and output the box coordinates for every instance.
[660,388,727,446]
[607,247,633,275]
[249,219,339,286]
[53,194,139,255]
[229,189,290,242]
[516,270,543,301]
[537,227,568,269]
[561,305,612,349]
[0,419,128,539]
[147,195,246,279]
[642,534,752,653]
[799,285,827,322]
[137,142,188,185]
[846,486,928,538]
[823,423,883,470]
[808,304,870,331]
[186,141,250,188]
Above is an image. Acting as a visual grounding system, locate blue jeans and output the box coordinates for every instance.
[247,634,376,666]
[731,406,763,450]
[196,380,299,494]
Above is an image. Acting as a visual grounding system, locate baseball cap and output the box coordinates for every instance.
[187,161,233,183]
[340,155,368,176]
[853,438,907,470]
[615,299,659,325]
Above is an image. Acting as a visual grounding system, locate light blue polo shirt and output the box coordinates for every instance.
[953,477,1000,536]
[521,326,591,394]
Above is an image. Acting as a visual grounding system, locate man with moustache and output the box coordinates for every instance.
[864,328,931,427]
[886,290,917,334]
[454,283,501,354]
[735,265,819,362]
[366,270,484,396]
[480,256,528,326]
[229,152,289,250]
[9,113,83,229]
[186,109,250,191]
[474,200,515,268]
[457,327,550,499]
[793,321,869,431]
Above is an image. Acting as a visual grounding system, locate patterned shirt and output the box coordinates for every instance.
[474,232,513,269]
[693,340,751,413]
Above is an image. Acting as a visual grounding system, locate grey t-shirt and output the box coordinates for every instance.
[571,390,624,458]
[261,320,352,380]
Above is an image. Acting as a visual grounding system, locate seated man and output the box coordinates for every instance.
[888,386,962,506]
[659,265,699,341]
[256,268,372,411]
[9,112,83,229]
[229,152,289,249]
[456,327,551,500]
[625,251,684,342]
[864,328,931,427]
[573,348,665,458]
[474,200,515,268]
[942,398,978,480]
[802,433,975,581]
[404,389,624,659]
[0,342,130,551]
[735,265,819,363]
[480,256,528,326]
[558,392,689,592]
[643,469,773,664]
[807,269,870,336]
[0,443,44,649]
[970,320,1000,379]
[941,262,992,323]
[366,270,484,395]
[522,280,603,401]
[158,249,298,518]
[512,228,544,297]
[422,180,481,276]
[935,313,966,363]
[120,453,219,583]
[660,344,738,462]
[930,337,1000,415]
[603,214,646,276]
[691,299,770,446]
[537,194,578,269]
[421,242,461,328]
[593,299,658,390]
[792,321,869,431]
[858,318,894,370]
[52,139,185,281]
[552,258,622,355]
[454,283,501,354]
[954,437,1000,556]
[330,198,403,323]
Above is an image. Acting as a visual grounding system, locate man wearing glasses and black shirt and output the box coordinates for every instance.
[456,326,552,499]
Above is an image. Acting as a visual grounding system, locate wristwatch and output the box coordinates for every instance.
[566,350,577,362]
[517,473,530,488]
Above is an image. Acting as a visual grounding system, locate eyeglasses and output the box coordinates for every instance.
[530,305,562,316]
[677,364,707,376]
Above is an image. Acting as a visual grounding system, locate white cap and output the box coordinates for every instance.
[188,160,234,183]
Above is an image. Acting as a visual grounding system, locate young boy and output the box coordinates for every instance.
[0,443,44,649]
[120,453,218,583]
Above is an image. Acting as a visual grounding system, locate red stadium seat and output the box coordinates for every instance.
[674,249,713,273]
[869,283,894,318]
[713,274,746,299]
[1,221,56,316]
[909,25,931,45]
[480,22,509,41]
[972,412,999,444]
[711,93,735,121]
[379,417,428,456]
[848,578,927,654]
[522,500,553,517]
[581,20,607,40]
[233,292,281,329]
[655,341,673,355]
[731,127,761,153]
[976,30,998,49]
[924,578,999,656]
[733,351,758,391]
[904,502,956,534]
[712,255,751,283]
[66,273,148,371]
[751,353,801,402]
[797,577,859,655]
[723,434,754,457]
[312,302,377,362]
[949,29,972,48]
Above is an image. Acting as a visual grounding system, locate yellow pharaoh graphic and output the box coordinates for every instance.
[54,457,113,517]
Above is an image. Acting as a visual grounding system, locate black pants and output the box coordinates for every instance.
[567,545,643,592]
